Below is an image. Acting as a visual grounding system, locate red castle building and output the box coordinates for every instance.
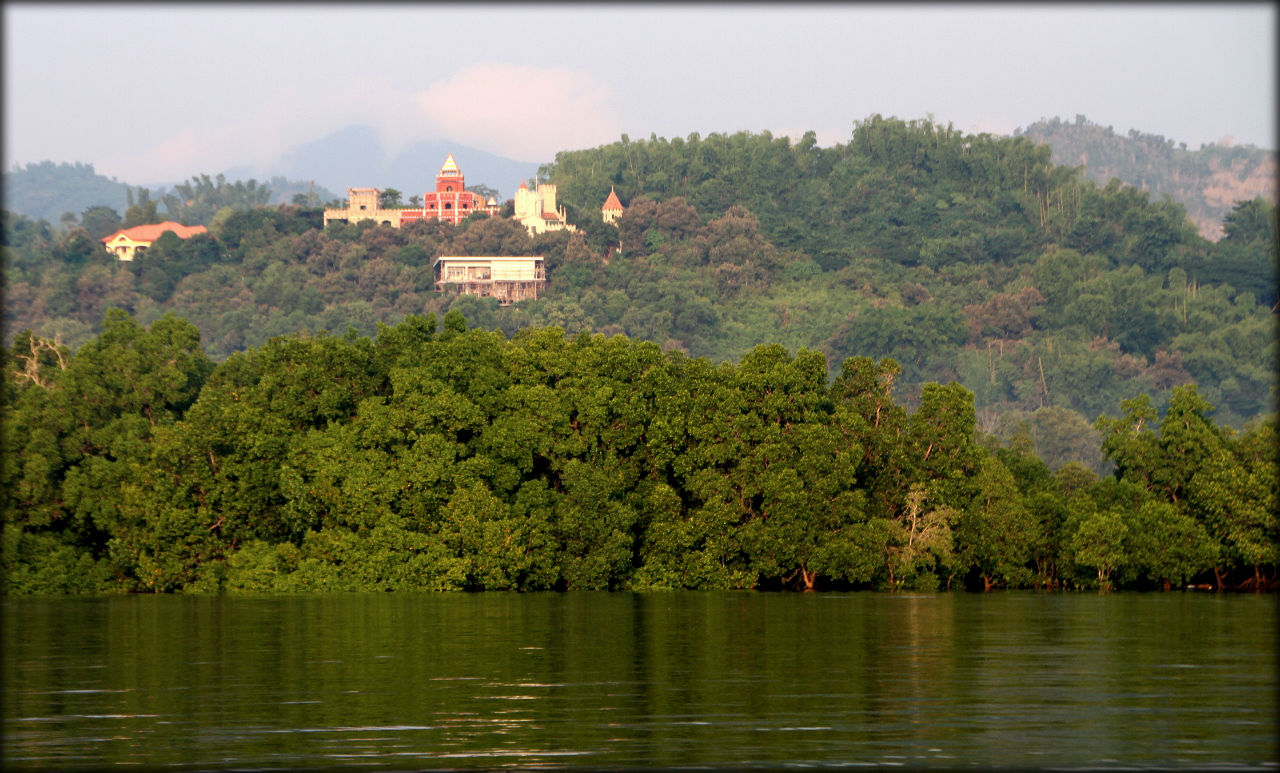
[323,154,499,228]
[400,154,498,225]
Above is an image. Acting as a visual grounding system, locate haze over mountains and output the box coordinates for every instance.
[4,125,544,224]
[222,125,543,203]
[3,117,1274,242]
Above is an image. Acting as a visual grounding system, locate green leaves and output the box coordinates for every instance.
[5,311,1274,594]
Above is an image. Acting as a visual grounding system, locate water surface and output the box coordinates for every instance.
[3,592,1275,769]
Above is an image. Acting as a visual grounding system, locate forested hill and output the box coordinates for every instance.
[3,161,138,225]
[2,161,336,224]
[1016,115,1276,241]
[4,116,1277,472]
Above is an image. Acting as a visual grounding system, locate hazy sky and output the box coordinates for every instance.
[4,3,1275,184]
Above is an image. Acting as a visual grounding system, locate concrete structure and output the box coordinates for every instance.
[323,187,407,228]
[100,221,208,261]
[601,186,624,224]
[513,181,578,235]
[323,155,499,228]
[433,255,545,305]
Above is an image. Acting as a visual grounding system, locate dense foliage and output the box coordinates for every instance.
[3,115,1275,504]
[4,311,1274,594]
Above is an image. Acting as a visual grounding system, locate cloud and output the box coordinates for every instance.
[407,64,625,162]
[96,63,624,183]
[97,126,258,185]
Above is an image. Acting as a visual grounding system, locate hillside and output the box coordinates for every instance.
[3,161,139,224]
[2,161,337,225]
[4,116,1276,472]
[1017,115,1276,241]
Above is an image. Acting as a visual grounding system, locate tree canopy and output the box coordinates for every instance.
[4,311,1274,594]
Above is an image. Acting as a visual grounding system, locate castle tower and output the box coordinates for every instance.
[513,180,535,220]
[601,186,624,225]
[421,153,488,224]
[435,153,464,193]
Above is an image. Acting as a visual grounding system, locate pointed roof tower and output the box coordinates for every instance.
[602,186,623,212]
[439,153,462,177]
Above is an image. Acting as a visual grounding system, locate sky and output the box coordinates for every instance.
[4,3,1275,185]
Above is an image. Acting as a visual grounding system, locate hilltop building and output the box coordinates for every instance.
[513,181,577,236]
[412,154,499,225]
[601,186,624,224]
[101,222,208,261]
[434,255,545,305]
[323,154,499,228]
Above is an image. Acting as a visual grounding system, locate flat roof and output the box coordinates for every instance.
[432,255,544,267]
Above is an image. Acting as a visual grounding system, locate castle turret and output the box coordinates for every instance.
[601,186,624,225]
[435,153,464,193]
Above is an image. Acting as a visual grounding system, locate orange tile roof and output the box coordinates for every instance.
[100,222,209,243]
[602,186,624,210]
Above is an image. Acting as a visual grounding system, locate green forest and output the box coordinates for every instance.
[3,115,1277,594]
[1017,114,1276,240]
[4,310,1275,594]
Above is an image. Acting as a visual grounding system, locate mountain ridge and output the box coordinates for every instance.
[5,117,1272,231]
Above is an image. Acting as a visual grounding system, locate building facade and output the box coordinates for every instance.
[512,181,578,235]
[100,222,208,261]
[433,255,545,305]
[323,155,499,228]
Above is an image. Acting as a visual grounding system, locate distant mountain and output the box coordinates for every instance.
[1017,115,1277,241]
[2,162,337,224]
[226,125,543,203]
[2,161,142,224]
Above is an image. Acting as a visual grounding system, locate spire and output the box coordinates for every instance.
[602,185,623,211]
[439,154,461,176]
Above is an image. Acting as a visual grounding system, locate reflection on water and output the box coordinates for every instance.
[3,592,1276,769]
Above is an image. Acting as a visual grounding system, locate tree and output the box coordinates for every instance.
[1068,508,1128,590]
[954,455,1035,590]
[379,188,403,208]
[123,188,162,228]
[1125,499,1216,589]
[79,205,122,239]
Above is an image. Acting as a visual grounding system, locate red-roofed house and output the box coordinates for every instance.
[100,222,209,261]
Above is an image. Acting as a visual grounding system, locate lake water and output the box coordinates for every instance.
[3,592,1276,769]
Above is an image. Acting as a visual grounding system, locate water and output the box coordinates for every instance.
[3,592,1276,769]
